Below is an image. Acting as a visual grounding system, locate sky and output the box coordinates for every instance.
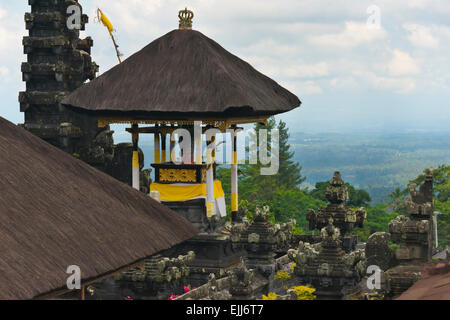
[0,0,449,134]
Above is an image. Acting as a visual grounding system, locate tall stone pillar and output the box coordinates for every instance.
[19,0,115,173]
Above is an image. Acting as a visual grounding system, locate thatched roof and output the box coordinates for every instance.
[396,262,450,300]
[0,117,198,300]
[62,29,301,119]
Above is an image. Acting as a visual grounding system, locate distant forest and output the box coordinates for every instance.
[291,131,450,204]
[216,118,450,247]
[137,119,450,247]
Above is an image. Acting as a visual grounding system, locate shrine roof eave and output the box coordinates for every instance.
[66,105,273,128]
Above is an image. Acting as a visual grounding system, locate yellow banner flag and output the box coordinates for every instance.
[97,8,114,33]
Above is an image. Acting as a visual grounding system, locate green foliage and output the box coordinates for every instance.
[240,117,306,202]
[217,122,449,247]
[217,117,313,230]
[407,165,449,202]
[271,187,326,229]
[290,131,450,204]
[277,120,306,188]
[435,199,449,246]
[353,204,398,242]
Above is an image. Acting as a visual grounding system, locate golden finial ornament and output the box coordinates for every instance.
[179,8,194,30]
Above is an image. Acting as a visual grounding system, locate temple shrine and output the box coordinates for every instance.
[62,8,301,224]
[11,1,445,301]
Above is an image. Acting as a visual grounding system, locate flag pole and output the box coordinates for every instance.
[97,8,122,64]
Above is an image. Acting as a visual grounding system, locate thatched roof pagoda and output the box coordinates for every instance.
[0,116,198,300]
[62,8,302,222]
[62,28,300,126]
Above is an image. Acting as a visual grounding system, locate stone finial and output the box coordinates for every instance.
[329,171,344,186]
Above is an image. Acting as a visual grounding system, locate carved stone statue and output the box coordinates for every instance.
[228,257,255,298]
[306,172,366,252]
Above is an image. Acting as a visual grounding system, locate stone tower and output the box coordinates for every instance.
[384,169,435,297]
[19,0,115,172]
[307,172,366,252]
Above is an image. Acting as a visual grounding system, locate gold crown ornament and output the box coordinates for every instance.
[179,8,194,30]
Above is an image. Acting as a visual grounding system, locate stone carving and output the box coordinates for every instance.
[228,258,255,298]
[21,1,140,186]
[272,219,296,249]
[384,168,434,298]
[118,251,195,283]
[207,273,227,300]
[288,218,366,299]
[225,218,251,242]
[306,172,366,252]
[230,206,278,276]
[365,232,394,271]
[21,1,101,157]
[275,289,298,300]
[159,168,197,183]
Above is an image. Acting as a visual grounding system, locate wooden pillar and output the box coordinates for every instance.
[206,136,215,218]
[170,128,175,163]
[154,126,161,164]
[195,121,202,165]
[80,285,85,301]
[131,124,140,190]
[161,132,167,163]
[231,127,239,221]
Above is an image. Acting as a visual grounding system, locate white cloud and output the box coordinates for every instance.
[281,80,322,95]
[307,21,387,48]
[0,66,9,78]
[244,39,302,59]
[354,71,416,94]
[301,80,323,94]
[407,0,432,9]
[403,24,439,48]
[240,52,329,80]
[0,0,449,129]
[284,62,329,78]
[330,77,358,90]
[388,50,420,76]
[0,8,18,52]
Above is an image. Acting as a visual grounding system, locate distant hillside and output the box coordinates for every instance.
[128,130,450,204]
[291,132,450,203]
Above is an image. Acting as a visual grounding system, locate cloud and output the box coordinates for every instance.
[248,56,329,79]
[0,66,9,79]
[403,23,439,48]
[301,81,323,94]
[407,0,430,8]
[354,71,416,94]
[0,7,19,52]
[330,77,359,90]
[307,21,387,48]
[388,50,420,76]
[282,80,323,95]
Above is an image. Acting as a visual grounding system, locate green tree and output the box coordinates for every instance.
[240,117,306,202]
[270,187,326,229]
[353,204,398,242]
[276,120,306,188]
